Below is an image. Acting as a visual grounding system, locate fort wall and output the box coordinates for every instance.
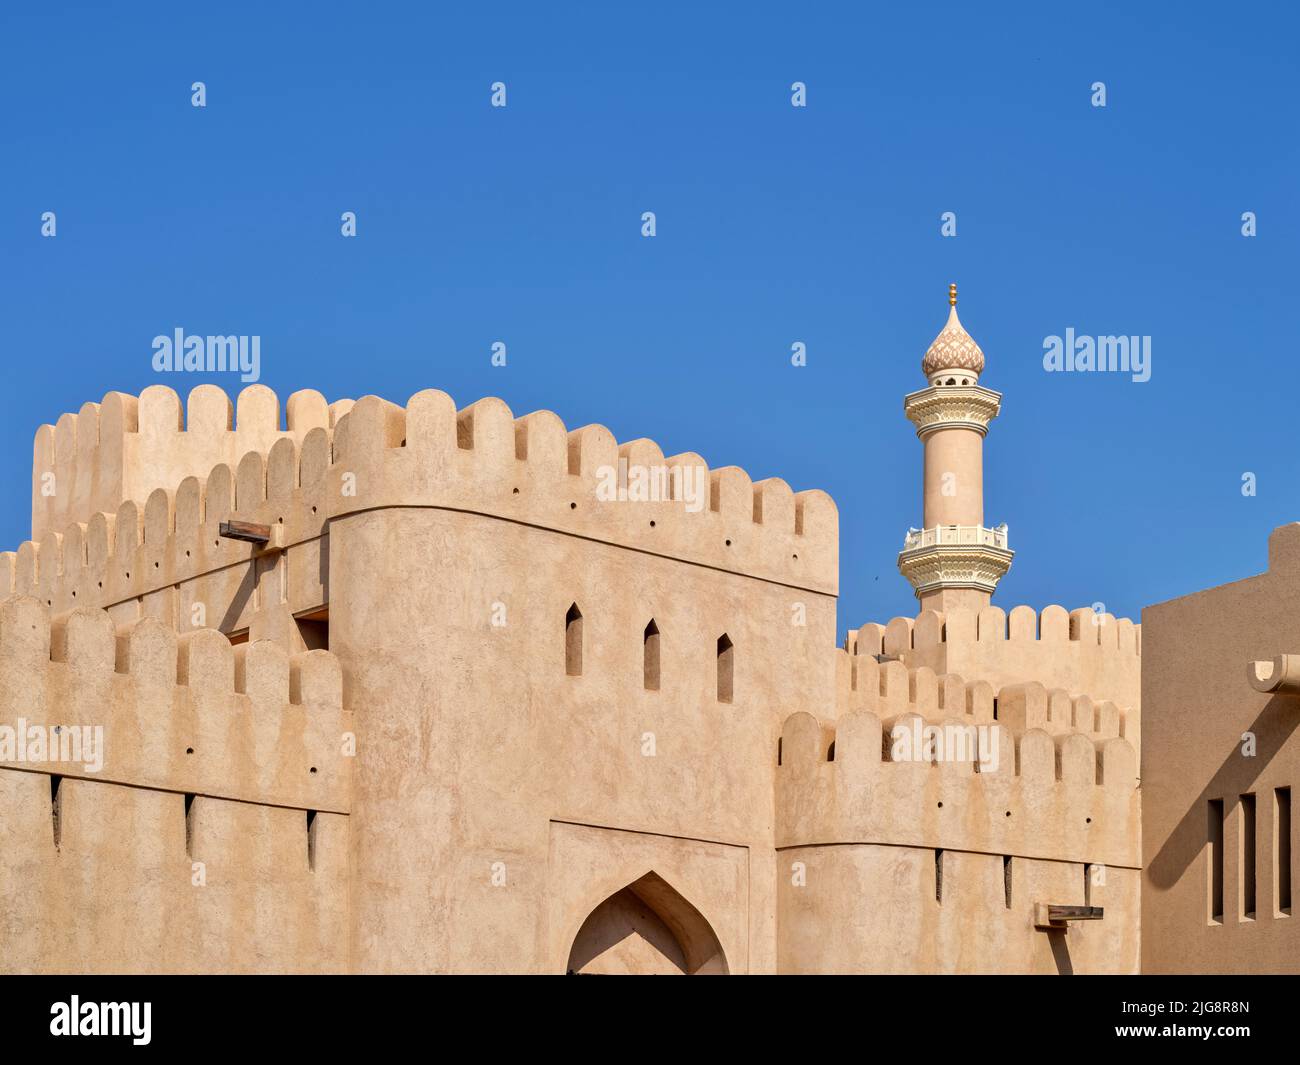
[778,708,1139,867]
[778,843,1139,973]
[30,384,347,544]
[329,504,836,972]
[775,700,1139,973]
[0,596,350,972]
[8,383,842,974]
[17,386,836,621]
[848,604,1141,756]
[0,380,1156,975]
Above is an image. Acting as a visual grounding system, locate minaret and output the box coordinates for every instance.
[897,284,1013,613]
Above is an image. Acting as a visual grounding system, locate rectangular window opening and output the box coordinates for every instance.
[1277,787,1292,916]
[565,605,583,676]
[1208,798,1224,923]
[184,792,197,858]
[717,634,734,703]
[50,774,63,849]
[295,610,329,652]
[307,809,319,872]
[1241,792,1257,920]
[643,621,660,691]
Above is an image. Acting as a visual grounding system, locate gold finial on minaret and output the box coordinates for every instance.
[949,283,957,307]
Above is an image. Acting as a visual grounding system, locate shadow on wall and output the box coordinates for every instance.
[1148,694,1296,891]
[1047,929,1073,974]
[566,871,729,975]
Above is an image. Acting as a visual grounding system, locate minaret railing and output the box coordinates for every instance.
[902,524,1009,551]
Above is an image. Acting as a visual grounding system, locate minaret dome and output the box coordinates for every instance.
[921,283,985,385]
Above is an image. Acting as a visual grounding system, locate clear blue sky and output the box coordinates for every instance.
[1,1,1294,633]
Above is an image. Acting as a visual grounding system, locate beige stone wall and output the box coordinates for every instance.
[779,844,1139,973]
[9,385,834,632]
[29,384,349,545]
[548,823,747,974]
[1141,523,1300,974]
[0,772,348,973]
[0,382,1150,974]
[775,687,1140,973]
[850,605,1141,755]
[314,387,836,973]
[6,383,841,975]
[330,505,833,972]
[808,602,1143,974]
[778,709,1139,869]
[0,596,349,973]
[9,414,334,631]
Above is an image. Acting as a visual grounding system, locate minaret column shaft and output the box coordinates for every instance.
[922,426,984,528]
[919,584,990,614]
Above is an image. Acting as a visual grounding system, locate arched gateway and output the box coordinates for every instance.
[566,871,729,975]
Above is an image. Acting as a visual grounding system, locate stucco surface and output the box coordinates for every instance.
[0,374,1155,974]
[1141,524,1300,973]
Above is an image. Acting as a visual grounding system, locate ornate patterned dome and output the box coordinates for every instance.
[921,284,984,380]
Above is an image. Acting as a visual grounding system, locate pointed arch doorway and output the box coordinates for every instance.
[565,871,729,975]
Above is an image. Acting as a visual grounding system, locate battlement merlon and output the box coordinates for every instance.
[831,649,1136,745]
[19,386,838,610]
[846,604,1141,714]
[31,384,352,544]
[0,595,350,811]
[777,708,1139,870]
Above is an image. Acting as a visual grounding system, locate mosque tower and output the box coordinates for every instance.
[897,284,1014,613]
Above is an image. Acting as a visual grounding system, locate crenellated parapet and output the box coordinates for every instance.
[777,706,1139,870]
[30,384,353,545]
[12,386,838,615]
[832,645,1135,748]
[0,595,350,812]
[6,418,336,627]
[846,603,1141,722]
[325,392,836,591]
[833,646,998,721]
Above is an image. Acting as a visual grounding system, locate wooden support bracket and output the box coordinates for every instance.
[219,520,282,553]
[1034,903,1104,930]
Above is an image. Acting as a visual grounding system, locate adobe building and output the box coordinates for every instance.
[1141,523,1300,973]
[1,288,1145,973]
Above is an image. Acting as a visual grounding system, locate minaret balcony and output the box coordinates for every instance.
[903,383,1002,438]
[897,524,1015,599]
[902,523,1009,551]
